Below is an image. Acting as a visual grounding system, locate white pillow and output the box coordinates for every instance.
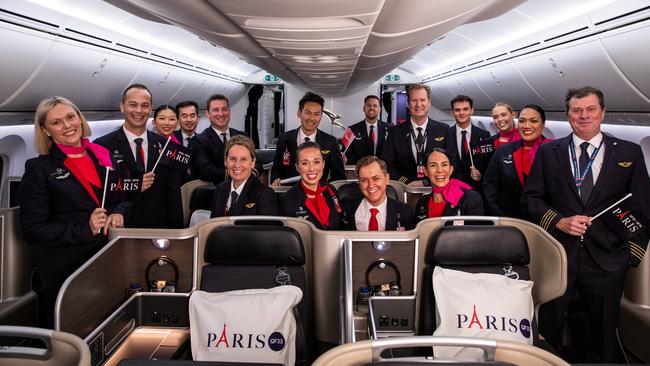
[432,267,534,360]
[189,286,302,365]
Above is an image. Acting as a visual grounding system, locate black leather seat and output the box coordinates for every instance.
[189,185,216,212]
[201,225,311,365]
[418,225,530,336]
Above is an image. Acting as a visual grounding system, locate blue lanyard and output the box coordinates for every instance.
[569,139,603,188]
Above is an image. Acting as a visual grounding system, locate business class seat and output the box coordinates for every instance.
[0,326,91,366]
[201,225,311,365]
[312,336,569,366]
[418,225,532,336]
[180,180,213,226]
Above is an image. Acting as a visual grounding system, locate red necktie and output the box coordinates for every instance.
[368,208,379,231]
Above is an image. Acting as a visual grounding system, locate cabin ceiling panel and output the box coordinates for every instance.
[104,0,522,95]
[0,27,55,108]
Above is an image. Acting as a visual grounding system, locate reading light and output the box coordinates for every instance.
[152,238,170,250]
[372,241,391,252]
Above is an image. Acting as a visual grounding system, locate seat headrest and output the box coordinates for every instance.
[205,225,305,265]
[337,182,398,202]
[190,185,216,211]
[255,149,276,164]
[426,226,529,266]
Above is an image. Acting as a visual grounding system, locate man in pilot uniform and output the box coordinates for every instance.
[444,94,493,193]
[191,94,261,184]
[344,95,391,165]
[341,156,413,230]
[381,84,448,186]
[522,86,650,362]
[95,84,183,228]
[271,92,346,186]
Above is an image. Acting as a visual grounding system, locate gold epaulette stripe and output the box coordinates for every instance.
[540,210,556,231]
[629,241,645,259]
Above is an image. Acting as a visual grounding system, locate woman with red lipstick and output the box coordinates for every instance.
[18,96,131,328]
[280,141,343,230]
[491,102,520,150]
[483,104,552,219]
[414,148,483,222]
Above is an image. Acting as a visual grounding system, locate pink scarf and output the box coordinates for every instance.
[57,138,113,168]
[494,128,521,149]
[431,178,472,207]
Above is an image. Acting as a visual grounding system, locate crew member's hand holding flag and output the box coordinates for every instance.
[340,127,355,154]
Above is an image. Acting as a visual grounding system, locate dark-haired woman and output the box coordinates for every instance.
[483,104,552,219]
[152,105,181,144]
[415,149,483,222]
[280,141,343,229]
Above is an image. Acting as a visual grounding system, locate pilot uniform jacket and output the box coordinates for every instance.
[210,176,279,218]
[95,128,183,229]
[522,134,650,271]
[445,124,493,192]
[483,139,549,219]
[341,197,415,230]
[381,118,448,184]
[271,128,346,184]
[344,120,391,164]
[279,182,343,230]
[191,126,253,184]
[414,189,484,223]
[18,146,131,327]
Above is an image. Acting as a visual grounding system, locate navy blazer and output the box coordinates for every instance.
[172,129,198,183]
[344,120,391,164]
[341,197,414,230]
[381,118,448,184]
[94,128,183,229]
[191,126,251,184]
[482,140,527,219]
[271,128,346,184]
[522,133,650,270]
[18,146,131,279]
[279,183,343,230]
[445,124,493,192]
[210,176,279,218]
[414,189,484,223]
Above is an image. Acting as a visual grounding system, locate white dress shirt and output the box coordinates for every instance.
[122,125,148,166]
[455,125,472,157]
[212,126,229,143]
[226,178,248,211]
[570,132,605,183]
[297,128,317,145]
[355,197,388,231]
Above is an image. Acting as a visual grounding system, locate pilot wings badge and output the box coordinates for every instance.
[51,168,70,180]
[617,161,633,168]
[434,136,445,142]
[244,203,256,208]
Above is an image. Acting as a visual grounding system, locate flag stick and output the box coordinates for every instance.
[468,145,475,168]
[591,193,633,221]
[280,176,301,185]
[98,166,111,235]
[151,136,172,173]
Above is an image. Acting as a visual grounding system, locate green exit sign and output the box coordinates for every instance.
[264,74,280,82]
[384,74,401,82]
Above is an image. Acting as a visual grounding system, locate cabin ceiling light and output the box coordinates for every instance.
[419,0,616,77]
[29,0,247,76]
[244,17,363,30]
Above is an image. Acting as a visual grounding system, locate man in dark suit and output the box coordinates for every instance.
[191,94,260,184]
[174,100,199,183]
[344,95,391,165]
[341,156,413,230]
[381,84,448,186]
[174,100,199,148]
[271,92,346,186]
[521,86,650,362]
[445,95,493,192]
[95,84,183,228]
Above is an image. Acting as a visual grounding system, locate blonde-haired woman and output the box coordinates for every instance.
[19,96,130,328]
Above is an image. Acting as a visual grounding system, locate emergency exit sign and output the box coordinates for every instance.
[264,74,280,82]
[384,74,401,82]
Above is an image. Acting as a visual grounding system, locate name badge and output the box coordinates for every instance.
[417,165,425,179]
[283,149,290,166]
[50,168,70,180]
